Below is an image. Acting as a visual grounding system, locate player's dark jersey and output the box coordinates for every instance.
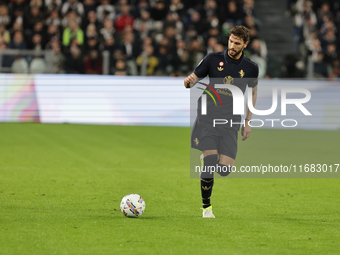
[193,50,259,129]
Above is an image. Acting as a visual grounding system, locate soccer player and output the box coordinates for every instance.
[184,26,259,218]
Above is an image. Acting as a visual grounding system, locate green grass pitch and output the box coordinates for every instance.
[0,123,339,255]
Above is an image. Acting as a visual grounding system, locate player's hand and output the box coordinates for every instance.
[184,73,198,88]
[241,121,251,141]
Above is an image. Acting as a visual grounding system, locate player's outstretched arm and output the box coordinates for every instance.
[184,73,198,88]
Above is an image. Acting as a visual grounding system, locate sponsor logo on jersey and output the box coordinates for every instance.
[217,61,224,71]
[223,76,234,84]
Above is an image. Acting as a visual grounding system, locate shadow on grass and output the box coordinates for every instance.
[109,215,204,220]
[88,215,169,220]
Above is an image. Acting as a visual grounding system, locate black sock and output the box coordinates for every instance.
[200,154,218,208]
[201,178,213,208]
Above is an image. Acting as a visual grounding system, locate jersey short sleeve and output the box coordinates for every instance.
[248,64,259,88]
[193,54,210,79]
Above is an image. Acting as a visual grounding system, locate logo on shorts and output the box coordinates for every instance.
[193,138,199,146]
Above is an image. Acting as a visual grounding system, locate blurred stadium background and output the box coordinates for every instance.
[0,0,338,78]
[1,0,340,126]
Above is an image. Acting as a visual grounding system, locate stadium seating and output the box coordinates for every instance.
[11,58,29,73]
[0,0,268,76]
[30,57,46,73]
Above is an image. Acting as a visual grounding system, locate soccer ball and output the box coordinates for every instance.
[120,194,145,217]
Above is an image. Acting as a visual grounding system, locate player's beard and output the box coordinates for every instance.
[228,47,243,58]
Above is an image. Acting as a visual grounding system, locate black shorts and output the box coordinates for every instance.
[191,118,238,159]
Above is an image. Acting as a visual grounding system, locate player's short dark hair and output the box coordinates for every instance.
[228,26,250,43]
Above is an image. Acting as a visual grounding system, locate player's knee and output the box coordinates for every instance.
[204,154,218,166]
[216,163,232,177]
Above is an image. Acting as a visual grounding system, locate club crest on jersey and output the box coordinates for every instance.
[223,76,234,84]
[217,61,224,71]
[239,70,245,78]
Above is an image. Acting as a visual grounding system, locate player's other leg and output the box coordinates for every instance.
[201,149,218,218]
[216,155,235,177]
[215,129,237,177]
